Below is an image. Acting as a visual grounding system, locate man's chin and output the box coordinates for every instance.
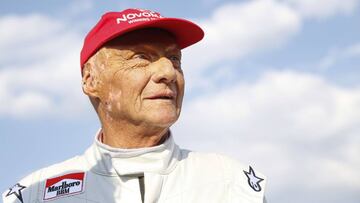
[145,113,179,128]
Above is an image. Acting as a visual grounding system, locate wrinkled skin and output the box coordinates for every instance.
[82,29,184,148]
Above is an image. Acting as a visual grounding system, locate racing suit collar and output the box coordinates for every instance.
[84,129,180,176]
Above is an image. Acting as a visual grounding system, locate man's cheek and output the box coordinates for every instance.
[104,89,122,111]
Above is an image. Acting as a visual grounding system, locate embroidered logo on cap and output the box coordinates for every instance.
[43,172,85,201]
[116,9,163,24]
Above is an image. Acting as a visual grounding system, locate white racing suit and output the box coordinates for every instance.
[3,130,267,203]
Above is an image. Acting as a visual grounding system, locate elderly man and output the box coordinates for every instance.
[3,8,266,203]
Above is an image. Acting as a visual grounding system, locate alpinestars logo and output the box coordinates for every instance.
[43,172,85,201]
[243,166,264,192]
[6,183,26,203]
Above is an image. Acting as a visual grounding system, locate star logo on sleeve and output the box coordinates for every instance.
[243,166,264,192]
[6,183,26,203]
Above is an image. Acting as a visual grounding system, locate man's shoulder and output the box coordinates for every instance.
[178,150,267,200]
[2,155,87,203]
[180,150,262,174]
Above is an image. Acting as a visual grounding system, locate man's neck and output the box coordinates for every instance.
[100,119,169,149]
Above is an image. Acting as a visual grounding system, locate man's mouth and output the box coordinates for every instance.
[145,91,176,100]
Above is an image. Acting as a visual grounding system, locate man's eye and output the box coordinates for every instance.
[132,53,150,60]
[169,55,181,63]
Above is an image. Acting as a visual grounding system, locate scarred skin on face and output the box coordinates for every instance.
[82,28,184,148]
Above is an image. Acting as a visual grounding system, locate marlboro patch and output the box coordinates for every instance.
[43,172,85,201]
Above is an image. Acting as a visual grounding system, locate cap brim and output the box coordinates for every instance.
[105,17,204,50]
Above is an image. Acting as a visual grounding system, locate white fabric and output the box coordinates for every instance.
[3,130,267,203]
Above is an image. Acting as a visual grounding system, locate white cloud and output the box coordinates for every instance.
[344,42,360,57]
[173,70,360,198]
[0,14,62,49]
[318,42,360,69]
[184,0,301,71]
[10,92,53,118]
[0,14,89,119]
[182,0,302,93]
[183,0,360,91]
[283,0,360,19]
[179,70,360,142]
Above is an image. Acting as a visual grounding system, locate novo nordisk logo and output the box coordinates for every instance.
[116,11,163,24]
[47,180,81,196]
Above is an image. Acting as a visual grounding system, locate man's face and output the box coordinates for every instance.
[88,29,184,128]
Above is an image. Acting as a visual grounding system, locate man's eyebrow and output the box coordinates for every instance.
[105,47,134,58]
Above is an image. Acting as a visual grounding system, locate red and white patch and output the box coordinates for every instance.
[43,172,85,201]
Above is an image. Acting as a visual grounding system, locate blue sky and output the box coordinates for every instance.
[1,0,360,202]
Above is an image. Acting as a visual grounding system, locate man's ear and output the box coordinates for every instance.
[82,62,100,98]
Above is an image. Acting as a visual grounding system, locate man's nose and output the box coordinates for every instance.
[151,57,177,84]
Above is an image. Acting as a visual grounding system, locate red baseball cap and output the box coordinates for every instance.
[80,8,204,69]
